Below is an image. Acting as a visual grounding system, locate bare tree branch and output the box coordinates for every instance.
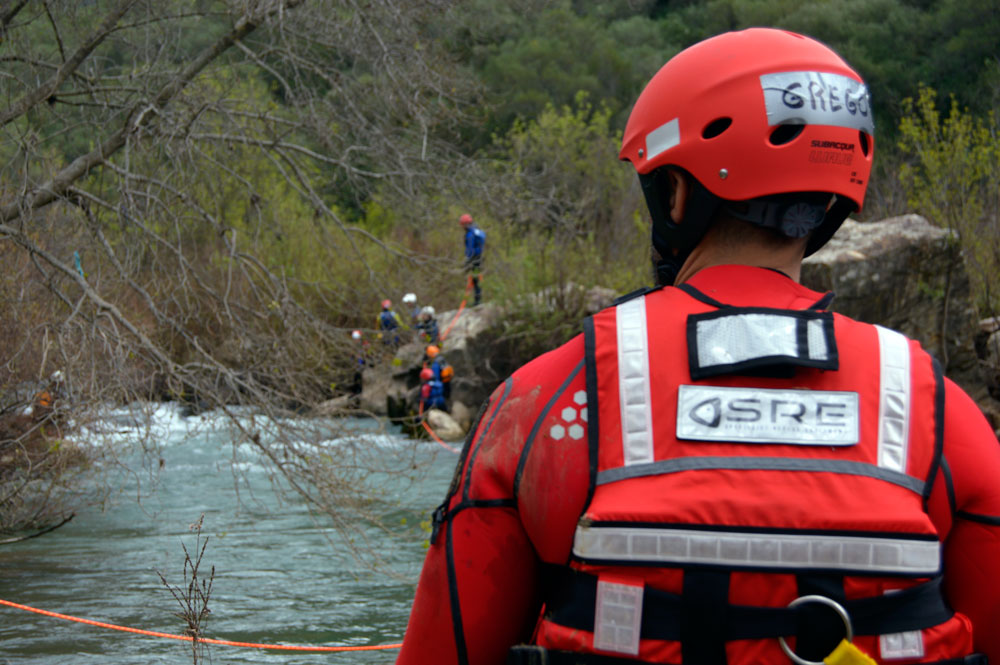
[0,0,138,128]
[0,0,303,223]
[0,0,29,31]
[0,512,73,545]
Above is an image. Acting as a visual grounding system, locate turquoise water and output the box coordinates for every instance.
[0,405,455,664]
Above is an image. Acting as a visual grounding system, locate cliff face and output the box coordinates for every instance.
[345,214,999,436]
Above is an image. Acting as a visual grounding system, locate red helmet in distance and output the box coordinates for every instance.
[420,367,434,381]
[620,28,874,283]
[459,213,473,226]
[381,299,392,309]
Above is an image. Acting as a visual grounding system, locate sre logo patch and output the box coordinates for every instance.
[677,385,859,445]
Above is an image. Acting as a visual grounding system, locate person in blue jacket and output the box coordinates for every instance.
[459,213,485,306]
[424,344,453,402]
[377,299,404,347]
[419,367,446,412]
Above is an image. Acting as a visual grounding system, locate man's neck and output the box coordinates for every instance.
[674,241,805,286]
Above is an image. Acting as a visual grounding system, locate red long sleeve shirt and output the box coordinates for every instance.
[398,266,1000,665]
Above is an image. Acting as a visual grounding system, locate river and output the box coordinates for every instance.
[0,404,455,664]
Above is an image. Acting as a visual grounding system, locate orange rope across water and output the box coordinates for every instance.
[0,598,402,652]
[417,400,461,454]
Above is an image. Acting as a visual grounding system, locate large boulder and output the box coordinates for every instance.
[426,408,465,442]
[803,214,998,427]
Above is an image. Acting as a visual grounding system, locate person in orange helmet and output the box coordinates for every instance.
[399,28,1000,665]
[424,344,453,404]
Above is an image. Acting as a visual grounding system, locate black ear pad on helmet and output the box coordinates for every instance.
[639,168,723,286]
[722,192,831,239]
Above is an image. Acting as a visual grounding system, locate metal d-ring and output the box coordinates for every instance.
[778,595,854,665]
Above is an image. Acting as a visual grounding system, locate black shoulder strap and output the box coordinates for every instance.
[613,284,661,306]
[580,315,601,529]
[676,283,729,309]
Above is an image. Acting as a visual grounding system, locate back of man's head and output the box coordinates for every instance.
[620,28,874,285]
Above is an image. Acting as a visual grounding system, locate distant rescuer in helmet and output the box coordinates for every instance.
[397,28,1000,665]
[460,213,486,306]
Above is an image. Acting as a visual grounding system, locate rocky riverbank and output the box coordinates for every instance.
[320,214,1000,441]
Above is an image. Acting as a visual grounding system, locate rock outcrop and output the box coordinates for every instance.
[345,284,617,439]
[339,214,999,437]
[802,215,995,417]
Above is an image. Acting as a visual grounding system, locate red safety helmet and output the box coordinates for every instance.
[381,299,392,309]
[459,213,473,226]
[420,367,434,381]
[620,28,874,283]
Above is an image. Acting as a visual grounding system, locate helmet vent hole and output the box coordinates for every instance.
[769,123,805,146]
[859,131,871,156]
[702,117,732,139]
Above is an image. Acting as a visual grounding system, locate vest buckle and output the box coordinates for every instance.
[778,595,853,665]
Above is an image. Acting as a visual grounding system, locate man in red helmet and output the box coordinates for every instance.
[378,298,404,348]
[460,213,486,306]
[399,28,1000,665]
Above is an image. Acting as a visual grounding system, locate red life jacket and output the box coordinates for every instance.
[531,283,974,665]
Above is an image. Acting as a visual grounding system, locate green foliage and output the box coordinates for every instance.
[898,85,1000,312]
[470,3,671,142]
[483,95,648,301]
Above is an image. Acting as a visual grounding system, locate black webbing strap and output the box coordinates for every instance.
[795,574,847,662]
[681,570,729,664]
[543,568,953,643]
[508,645,656,664]
[508,646,989,665]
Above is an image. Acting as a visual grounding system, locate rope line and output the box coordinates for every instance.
[417,400,461,454]
[0,598,402,652]
[439,275,473,342]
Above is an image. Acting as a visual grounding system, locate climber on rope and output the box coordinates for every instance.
[398,28,1000,665]
[460,213,486,306]
[419,367,446,413]
[417,306,441,345]
[424,344,453,403]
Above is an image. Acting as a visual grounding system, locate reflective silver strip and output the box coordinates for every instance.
[645,117,679,160]
[594,578,642,656]
[596,456,924,494]
[573,526,941,575]
[880,588,925,660]
[880,630,925,660]
[807,318,827,357]
[617,297,654,465]
[876,326,911,473]
[695,312,830,368]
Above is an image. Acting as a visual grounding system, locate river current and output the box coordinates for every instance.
[0,404,455,664]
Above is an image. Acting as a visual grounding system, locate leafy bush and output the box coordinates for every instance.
[898,84,1000,314]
